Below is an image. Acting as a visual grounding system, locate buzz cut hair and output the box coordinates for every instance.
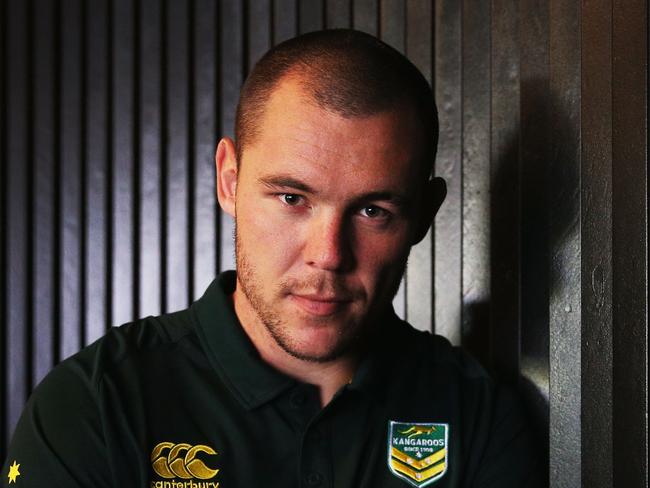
[234,29,438,178]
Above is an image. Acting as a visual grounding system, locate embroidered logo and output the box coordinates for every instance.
[7,460,21,484]
[388,421,449,487]
[151,442,219,487]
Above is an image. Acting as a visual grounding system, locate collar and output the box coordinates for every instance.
[191,271,295,410]
[346,310,408,400]
[191,271,405,409]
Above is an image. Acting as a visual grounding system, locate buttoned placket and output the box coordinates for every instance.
[287,383,354,488]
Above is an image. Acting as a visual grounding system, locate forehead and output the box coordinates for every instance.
[240,77,425,192]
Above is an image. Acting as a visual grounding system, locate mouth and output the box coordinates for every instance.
[289,293,352,317]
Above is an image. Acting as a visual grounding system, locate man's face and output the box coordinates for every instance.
[220,78,430,363]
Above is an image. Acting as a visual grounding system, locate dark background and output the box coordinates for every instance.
[1,1,647,487]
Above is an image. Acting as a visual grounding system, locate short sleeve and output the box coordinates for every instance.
[2,360,112,487]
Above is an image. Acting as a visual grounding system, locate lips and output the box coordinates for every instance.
[289,293,352,316]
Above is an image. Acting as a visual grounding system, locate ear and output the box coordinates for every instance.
[411,176,446,245]
[216,137,238,218]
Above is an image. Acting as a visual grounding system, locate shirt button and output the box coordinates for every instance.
[290,391,306,408]
[304,472,323,486]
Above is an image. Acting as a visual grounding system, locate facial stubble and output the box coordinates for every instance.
[235,216,416,363]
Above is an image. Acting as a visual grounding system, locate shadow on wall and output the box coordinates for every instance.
[461,79,576,482]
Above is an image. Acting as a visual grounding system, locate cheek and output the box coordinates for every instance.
[237,199,299,267]
[355,230,411,277]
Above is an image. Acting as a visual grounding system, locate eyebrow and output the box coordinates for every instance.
[258,175,315,194]
[258,174,413,208]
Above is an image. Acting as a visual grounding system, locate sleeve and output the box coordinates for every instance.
[2,360,113,488]
[471,385,546,488]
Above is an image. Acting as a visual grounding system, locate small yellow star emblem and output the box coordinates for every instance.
[7,460,20,484]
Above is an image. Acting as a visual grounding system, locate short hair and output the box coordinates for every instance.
[235,29,438,179]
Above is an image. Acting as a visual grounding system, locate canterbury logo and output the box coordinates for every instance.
[151,442,219,480]
[400,425,437,438]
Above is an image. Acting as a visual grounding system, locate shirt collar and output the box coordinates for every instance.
[346,310,407,400]
[191,270,404,409]
[191,271,295,410]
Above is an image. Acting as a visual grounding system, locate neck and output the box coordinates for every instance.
[231,287,359,407]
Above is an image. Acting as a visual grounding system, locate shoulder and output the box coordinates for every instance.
[390,318,491,382]
[35,307,197,403]
[387,321,544,484]
[3,308,200,486]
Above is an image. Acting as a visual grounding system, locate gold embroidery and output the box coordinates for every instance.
[151,442,219,480]
[399,425,437,438]
[7,461,21,484]
[391,447,447,470]
[389,457,446,483]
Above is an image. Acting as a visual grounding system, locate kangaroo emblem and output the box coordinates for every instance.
[399,425,437,438]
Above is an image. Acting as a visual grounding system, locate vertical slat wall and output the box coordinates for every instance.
[611,2,647,485]
[519,0,550,452]
[1,2,647,486]
[406,0,433,332]
[460,0,490,367]
[5,0,31,456]
[138,0,163,318]
[490,0,521,382]
[60,0,84,370]
[112,0,135,328]
[33,0,57,389]
[192,0,219,304]
[84,0,109,345]
[0,0,6,457]
[433,0,461,343]
[580,1,613,486]
[548,1,581,486]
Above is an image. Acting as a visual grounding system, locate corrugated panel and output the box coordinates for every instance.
[460,0,491,368]
[111,0,136,327]
[138,0,163,317]
[433,0,461,340]
[519,0,550,461]
[192,0,219,302]
[0,0,8,450]
[353,0,377,35]
[274,0,298,42]
[84,0,110,344]
[406,0,434,333]
[33,0,58,387]
[611,0,648,485]
[60,0,84,363]
[165,0,191,313]
[581,1,614,487]
[218,0,242,273]
[548,1,581,486]
[490,0,521,381]
[0,2,647,486]
[5,0,32,449]
[299,0,324,33]
[326,0,350,29]
[248,0,271,67]
[379,0,407,319]
[379,0,405,53]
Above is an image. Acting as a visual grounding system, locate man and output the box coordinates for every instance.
[3,30,541,487]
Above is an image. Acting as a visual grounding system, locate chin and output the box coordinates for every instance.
[273,324,357,363]
[284,343,350,363]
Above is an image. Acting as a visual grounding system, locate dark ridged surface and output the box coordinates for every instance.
[0,4,647,487]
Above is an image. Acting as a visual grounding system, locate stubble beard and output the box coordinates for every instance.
[235,227,367,363]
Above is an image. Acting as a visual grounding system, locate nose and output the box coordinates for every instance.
[303,211,352,272]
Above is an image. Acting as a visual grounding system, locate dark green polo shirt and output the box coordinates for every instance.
[3,271,542,487]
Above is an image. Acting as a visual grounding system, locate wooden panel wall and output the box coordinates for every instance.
[1,2,648,486]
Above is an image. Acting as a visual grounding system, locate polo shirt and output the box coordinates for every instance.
[3,271,543,487]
